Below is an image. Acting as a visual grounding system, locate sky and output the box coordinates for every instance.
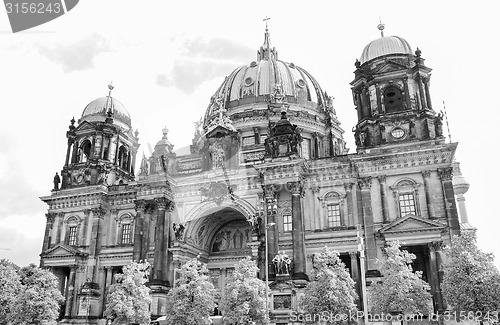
[0,0,499,269]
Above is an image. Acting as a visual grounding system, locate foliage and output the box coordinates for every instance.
[220,257,268,325]
[0,261,64,325]
[370,241,432,316]
[164,258,216,325]
[299,247,358,325]
[441,230,500,315]
[0,259,21,325]
[104,261,152,325]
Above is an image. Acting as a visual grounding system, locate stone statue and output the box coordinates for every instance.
[173,223,185,241]
[53,172,61,190]
[435,112,443,137]
[272,250,292,275]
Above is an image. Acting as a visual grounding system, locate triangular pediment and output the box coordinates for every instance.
[43,243,85,257]
[373,61,408,74]
[378,214,445,235]
[75,120,95,132]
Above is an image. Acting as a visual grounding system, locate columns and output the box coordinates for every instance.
[438,167,460,236]
[310,187,319,230]
[133,200,146,262]
[428,242,444,311]
[97,266,106,317]
[360,87,371,118]
[89,207,105,282]
[422,170,436,219]
[82,209,91,246]
[114,133,120,164]
[416,74,427,109]
[349,252,361,309]
[456,193,469,223]
[289,181,308,281]
[423,77,432,110]
[162,203,173,283]
[344,183,355,227]
[378,176,389,223]
[263,184,278,280]
[355,90,363,121]
[64,266,76,317]
[65,138,73,166]
[89,134,96,160]
[42,213,56,252]
[358,177,377,270]
[403,77,411,109]
[153,197,171,284]
[71,139,79,163]
[55,212,64,244]
[141,204,153,261]
[375,83,382,115]
[99,133,106,159]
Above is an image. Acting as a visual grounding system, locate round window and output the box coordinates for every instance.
[391,127,405,139]
[244,77,254,86]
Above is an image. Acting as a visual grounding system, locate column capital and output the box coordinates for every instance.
[83,209,92,216]
[437,167,453,181]
[46,213,56,223]
[428,241,444,252]
[134,200,147,213]
[422,170,432,178]
[262,184,278,198]
[377,175,387,184]
[91,207,106,219]
[311,186,320,194]
[349,251,358,259]
[287,181,304,196]
[155,197,169,210]
[358,177,372,190]
[343,182,354,192]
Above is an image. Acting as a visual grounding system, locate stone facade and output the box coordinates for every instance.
[40,27,469,324]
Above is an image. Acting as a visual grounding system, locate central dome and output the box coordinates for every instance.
[80,86,132,130]
[203,28,331,129]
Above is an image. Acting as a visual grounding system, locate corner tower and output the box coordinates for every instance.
[351,23,444,152]
[60,84,140,189]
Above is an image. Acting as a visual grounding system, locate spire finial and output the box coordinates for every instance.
[377,18,385,37]
[263,16,270,31]
[105,81,114,115]
[108,81,114,96]
[162,126,169,139]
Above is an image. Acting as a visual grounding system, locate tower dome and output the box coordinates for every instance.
[80,84,132,129]
[359,23,413,65]
[202,26,345,158]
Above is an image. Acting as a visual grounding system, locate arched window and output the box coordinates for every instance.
[384,86,404,113]
[79,139,92,163]
[64,216,81,246]
[320,191,348,230]
[390,179,422,219]
[118,146,129,170]
[116,213,134,245]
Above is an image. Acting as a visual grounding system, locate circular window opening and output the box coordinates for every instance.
[296,79,306,88]
[250,61,257,67]
[391,128,405,139]
[244,77,254,86]
[387,92,396,97]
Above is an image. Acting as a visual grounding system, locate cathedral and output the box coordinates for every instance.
[39,23,471,324]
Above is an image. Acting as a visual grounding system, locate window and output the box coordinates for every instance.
[260,134,267,144]
[68,226,77,246]
[301,138,310,159]
[384,86,404,113]
[327,204,341,228]
[242,136,255,146]
[283,214,292,232]
[399,193,416,217]
[79,140,91,163]
[121,223,131,244]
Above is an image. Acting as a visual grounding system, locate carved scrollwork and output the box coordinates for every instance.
[155,197,169,210]
[437,167,453,181]
[134,200,147,212]
[358,177,372,190]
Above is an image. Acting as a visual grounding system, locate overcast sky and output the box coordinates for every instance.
[0,0,498,269]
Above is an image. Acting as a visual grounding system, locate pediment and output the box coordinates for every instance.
[378,214,445,235]
[373,61,408,74]
[43,243,85,257]
[75,121,95,132]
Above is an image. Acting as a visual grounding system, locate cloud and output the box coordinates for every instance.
[182,37,254,62]
[37,33,111,73]
[156,60,237,94]
[0,226,43,266]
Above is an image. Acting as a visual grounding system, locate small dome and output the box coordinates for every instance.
[81,96,131,128]
[360,36,413,65]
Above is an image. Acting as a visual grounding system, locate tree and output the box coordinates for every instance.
[10,263,65,325]
[220,257,268,325]
[0,259,21,325]
[441,230,500,317]
[104,261,152,325]
[164,258,215,325]
[370,241,432,316]
[299,247,358,325]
